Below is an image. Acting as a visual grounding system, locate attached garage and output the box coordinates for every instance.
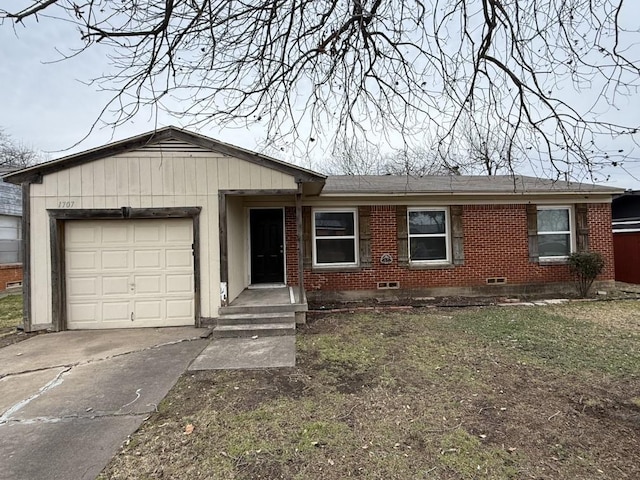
[4,127,323,332]
[65,219,195,329]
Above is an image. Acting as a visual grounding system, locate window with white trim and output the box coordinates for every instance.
[313,209,358,266]
[408,208,450,263]
[537,206,573,259]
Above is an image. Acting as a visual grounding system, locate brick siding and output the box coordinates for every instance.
[285,204,614,292]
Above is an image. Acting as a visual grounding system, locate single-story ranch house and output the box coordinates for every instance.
[3,127,621,332]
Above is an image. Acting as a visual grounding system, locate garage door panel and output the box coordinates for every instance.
[67,251,98,271]
[134,223,162,242]
[101,250,130,269]
[101,301,130,322]
[102,276,130,295]
[68,303,98,322]
[134,250,162,269]
[166,249,193,268]
[166,274,193,294]
[67,277,98,297]
[166,299,194,319]
[134,275,162,294]
[67,226,97,244]
[102,225,129,243]
[66,219,195,329]
[134,300,162,320]
[166,223,192,242]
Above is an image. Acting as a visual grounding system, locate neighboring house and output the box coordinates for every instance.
[3,127,621,332]
[612,190,640,284]
[0,176,23,292]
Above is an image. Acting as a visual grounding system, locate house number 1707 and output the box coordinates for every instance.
[58,201,75,208]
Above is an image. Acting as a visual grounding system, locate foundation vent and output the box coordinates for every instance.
[377,281,400,290]
[486,277,507,285]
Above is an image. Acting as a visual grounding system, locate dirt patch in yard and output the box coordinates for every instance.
[0,294,37,348]
[99,302,640,480]
[0,329,40,348]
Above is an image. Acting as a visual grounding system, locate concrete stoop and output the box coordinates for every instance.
[212,310,297,338]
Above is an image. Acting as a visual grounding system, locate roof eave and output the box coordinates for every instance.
[320,189,623,197]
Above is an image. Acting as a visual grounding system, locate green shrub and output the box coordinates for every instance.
[568,251,605,297]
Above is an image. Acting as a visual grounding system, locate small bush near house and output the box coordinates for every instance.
[568,251,605,297]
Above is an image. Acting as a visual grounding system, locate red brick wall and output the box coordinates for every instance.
[285,204,614,292]
[0,264,23,292]
[587,203,615,280]
[285,207,299,285]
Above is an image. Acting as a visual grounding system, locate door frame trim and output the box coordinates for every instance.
[247,207,286,286]
[48,207,202,331]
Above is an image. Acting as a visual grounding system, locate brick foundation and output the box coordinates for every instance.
[0,263,23,292]
[285,204,614,296]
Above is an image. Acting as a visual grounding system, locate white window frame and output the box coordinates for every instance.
[312,208,359,267]
[408,207,451,264]
[537,206,574,260]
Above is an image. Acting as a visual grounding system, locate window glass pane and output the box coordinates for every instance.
[316,238,356,264]
[538,234,570,257]
[315,212,355,236]
[538,209,569,232]
[409,211,446,235]
[410,237,447,261]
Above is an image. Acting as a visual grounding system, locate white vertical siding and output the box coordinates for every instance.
[30,197,51,325]
[227,196,247,301]
[81,165,93,197]
[93,161,106,197]
[30,149,298,326]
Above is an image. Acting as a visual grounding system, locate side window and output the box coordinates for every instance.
[537,207,573,259]
[312,210,358,266]
[408,208,450,263]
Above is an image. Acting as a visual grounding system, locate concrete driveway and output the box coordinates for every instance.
[0,327,209,480]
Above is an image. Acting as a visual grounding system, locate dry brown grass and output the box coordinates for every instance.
[547,300,640,333]
[99,301,640,480]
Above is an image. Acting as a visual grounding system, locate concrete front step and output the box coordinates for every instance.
[216,311,295,326]
[219,303,305,315]
[212,322,295,338]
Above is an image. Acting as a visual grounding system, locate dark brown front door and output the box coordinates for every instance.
[250,209,285,284]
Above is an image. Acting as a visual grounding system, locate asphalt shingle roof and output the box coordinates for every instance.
[323,175,621,195]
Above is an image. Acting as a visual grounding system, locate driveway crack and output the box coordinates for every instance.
[0,367,71,424]
[1,411,151,426]
[0,336,207,380]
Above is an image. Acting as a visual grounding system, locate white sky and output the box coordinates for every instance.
[1,11,639,189]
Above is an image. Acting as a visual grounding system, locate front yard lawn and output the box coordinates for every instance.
[100,301,640,479]
[0,294,22,331]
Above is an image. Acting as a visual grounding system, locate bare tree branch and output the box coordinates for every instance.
[1,0,638,179]
[0,129,44,168]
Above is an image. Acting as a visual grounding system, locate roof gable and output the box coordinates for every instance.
[3,127,326,185]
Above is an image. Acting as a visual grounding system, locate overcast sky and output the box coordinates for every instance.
[1,12,639,189]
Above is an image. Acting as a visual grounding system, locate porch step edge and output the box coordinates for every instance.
[212,322,296,338]
[219,303,306,315]
[217,312,295,326]
[218,311,295,320]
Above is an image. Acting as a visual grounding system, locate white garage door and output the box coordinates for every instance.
[65,219,195,329]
